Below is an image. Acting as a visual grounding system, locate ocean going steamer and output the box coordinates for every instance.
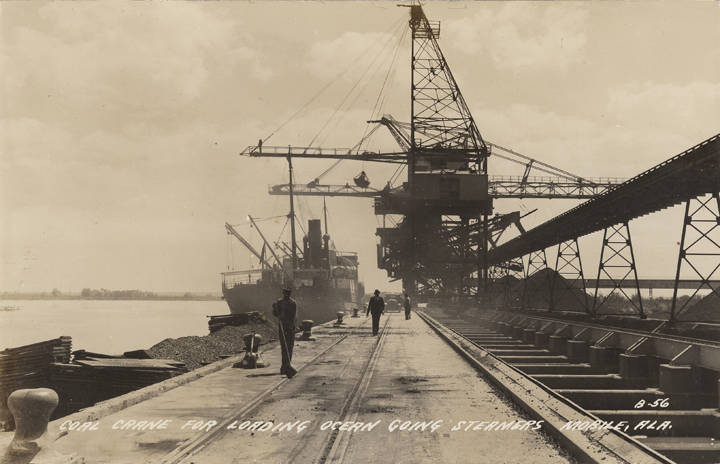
[222,153,362,322]
[221,217,362,323]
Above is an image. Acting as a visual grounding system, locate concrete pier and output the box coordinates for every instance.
[0,313,676,464]
[11,314,576,464]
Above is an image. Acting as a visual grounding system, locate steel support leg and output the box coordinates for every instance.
[670,193,720,322]
[593,222,645,318]
[504,257,524,309]
[488,264,507,309]
[522,249,550,310]
[551,238,590,314]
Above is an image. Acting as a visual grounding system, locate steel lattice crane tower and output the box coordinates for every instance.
[400,4,492,297]
[242,4,623,301]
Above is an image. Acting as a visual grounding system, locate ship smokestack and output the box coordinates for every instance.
[308,219,323,269]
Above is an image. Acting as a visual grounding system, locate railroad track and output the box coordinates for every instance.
[314,316,390,464]
[421,310,720,464]
[152,310,698,464]
[497,309,720,347]
[158,316,390,464]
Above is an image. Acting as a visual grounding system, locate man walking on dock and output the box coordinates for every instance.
[366,289,385,336]
[403,293,411,320]
[272,287,297,378]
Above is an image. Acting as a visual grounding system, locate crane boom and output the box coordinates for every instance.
[242,145,407,164]
[225,222,273,269]
[368,114,411,151]
[247,215,285,270]
[244,137,614,189]
[268,176,623,200]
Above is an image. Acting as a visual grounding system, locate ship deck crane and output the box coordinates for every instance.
[224,222,274,269]
[247,215,286,270]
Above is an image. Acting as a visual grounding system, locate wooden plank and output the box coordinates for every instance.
[73,358,184,369]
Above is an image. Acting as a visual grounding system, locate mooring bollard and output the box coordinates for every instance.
[352,307,359,318]
[335,312,345,325]
[300,320,314,340]
[234,333,265,369]
[243,333,262,353]
[6,388,59,455]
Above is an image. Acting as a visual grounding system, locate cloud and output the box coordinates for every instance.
[473,99,713,180]
[2,2,273,131]
[607,81,720,136]
[446,4,588,72]
[305,30,398,79]
[1,2,717,294]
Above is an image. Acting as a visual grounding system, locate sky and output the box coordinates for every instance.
[1,1,719,294]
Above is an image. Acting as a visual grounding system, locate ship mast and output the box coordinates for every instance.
[323,196,329,237]
[287,154,298,271]
[322,196,331,267]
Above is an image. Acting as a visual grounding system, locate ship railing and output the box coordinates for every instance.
[336,251,358,256]
[222,269,263,276]
[222,269,263,286]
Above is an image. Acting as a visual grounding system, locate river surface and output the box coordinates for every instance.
[0,299,229,353]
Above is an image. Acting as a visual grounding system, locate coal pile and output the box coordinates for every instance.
[676,289,720,322]
[146,315,277,371]
[494,268,591,312]
[488,275,522,308]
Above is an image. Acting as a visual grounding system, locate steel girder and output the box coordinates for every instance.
[488,133,720,265]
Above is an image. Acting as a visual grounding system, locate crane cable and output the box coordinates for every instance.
[303,18,406,183]
[259,16,405,146]
[356,25,406,182]
[388,164,406,187]
[326,22,405,145]
[306,123,381,184]
[307,18,406,149]
[359,25,408,153]
[226,233,233,271]
[274,215,290,248]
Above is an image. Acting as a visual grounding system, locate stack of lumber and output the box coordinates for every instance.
[0,337,186,427]
[51,357,187,417]
[0,337,72,430]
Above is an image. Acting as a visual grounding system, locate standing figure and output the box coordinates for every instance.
[366,289,385,336]
[272,287,297,378]
[403,293,411,320]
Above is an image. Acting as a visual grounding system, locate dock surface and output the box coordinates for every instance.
[29,312,669,464]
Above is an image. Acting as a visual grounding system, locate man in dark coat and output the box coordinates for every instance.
[403,293,411,320]
[366,289,385,335]
[272,287,297,378]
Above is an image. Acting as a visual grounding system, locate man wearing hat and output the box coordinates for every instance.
[366,289,385,336]
[272,287,297,378]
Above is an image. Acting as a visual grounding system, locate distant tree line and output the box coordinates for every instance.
[0,289,221,301]
[80,288,157,299]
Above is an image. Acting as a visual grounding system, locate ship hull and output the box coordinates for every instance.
[222,282,355,324]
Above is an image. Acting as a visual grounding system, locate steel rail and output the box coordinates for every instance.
[316,316,391,464]
[158,317,388,464]
[418,311,673,464]
[482,310,720,373]
[157,328,357,464]
[497,310,720,347]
